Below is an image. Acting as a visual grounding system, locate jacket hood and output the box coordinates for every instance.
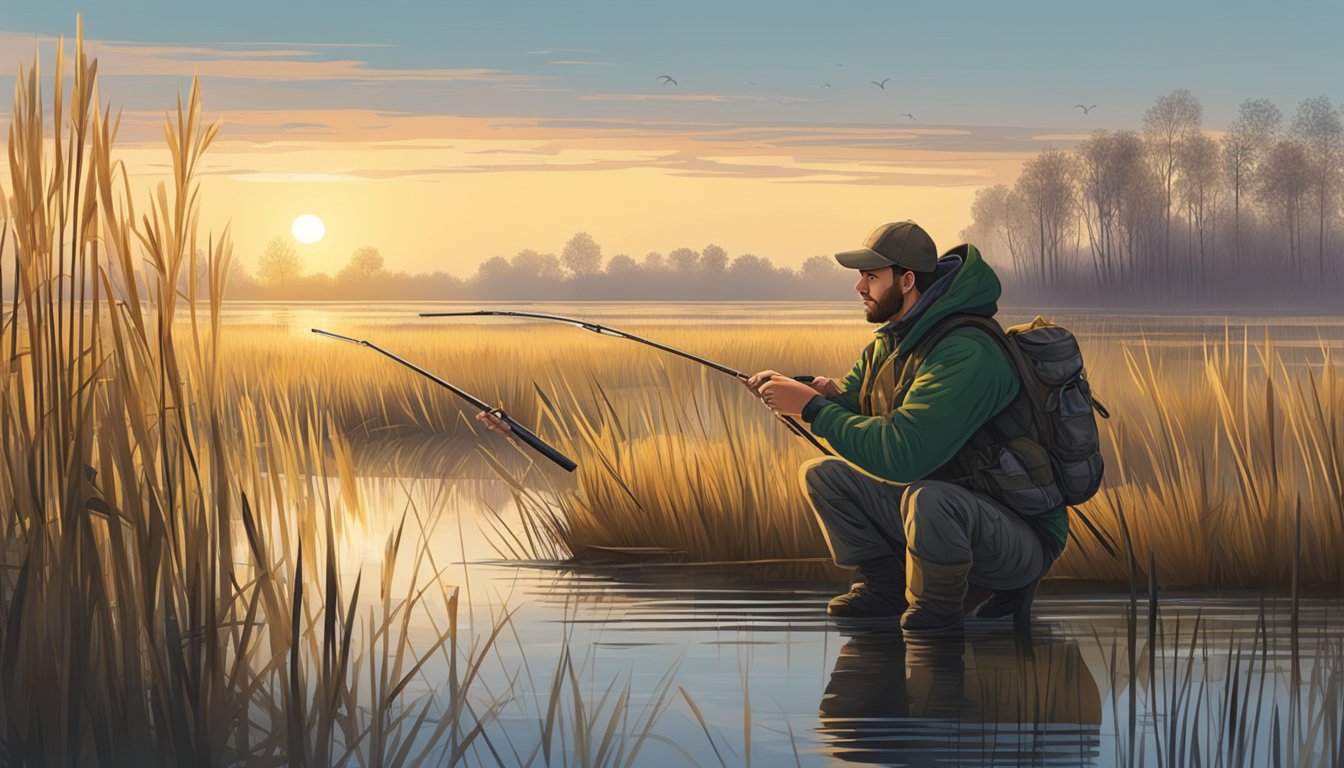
[878,243,1001,353]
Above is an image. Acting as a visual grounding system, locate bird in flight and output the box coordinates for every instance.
[835,63,844,67]
[657,75,678,86]
[1074,104,1097,114]
[901,112,916,121]
[821,83,832,88]
[870,78,890,89]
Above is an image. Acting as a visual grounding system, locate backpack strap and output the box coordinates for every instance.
[892,313,1012,405]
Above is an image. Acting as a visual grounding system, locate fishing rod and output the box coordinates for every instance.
[416,310,833,457]
[311,328,577,472]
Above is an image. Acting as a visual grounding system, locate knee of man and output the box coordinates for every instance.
[902,481,964,536]
[799,457,846,497]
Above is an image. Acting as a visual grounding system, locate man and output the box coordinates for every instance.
[750,220,1067,635]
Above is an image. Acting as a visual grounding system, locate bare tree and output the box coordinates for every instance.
[1221,98,1282,263]
[257,235,302,289]
[964,184,1011,268]
[1014,148,1077,287]
[1256,138,1312,278]
[1177,133,1222,286]
[1143,89,1204,279]
[561,231,603,278]
[1074,130,1148,286]
[1290,96,1344,279]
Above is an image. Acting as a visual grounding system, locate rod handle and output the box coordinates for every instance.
[494,410,578,472]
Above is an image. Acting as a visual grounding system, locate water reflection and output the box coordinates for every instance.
[818,626,1101,766]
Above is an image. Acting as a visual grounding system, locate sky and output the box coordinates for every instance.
[0,0,1339,277]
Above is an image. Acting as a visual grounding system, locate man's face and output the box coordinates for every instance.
[854,267,907,323]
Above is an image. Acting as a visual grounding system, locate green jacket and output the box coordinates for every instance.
[801,244,1068,560]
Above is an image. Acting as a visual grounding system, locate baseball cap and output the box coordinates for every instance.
[834,220,938,272]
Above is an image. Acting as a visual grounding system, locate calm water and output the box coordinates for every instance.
[242,303,1343,766]
[326,478,1343,768]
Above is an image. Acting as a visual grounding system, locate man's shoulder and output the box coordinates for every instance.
[919,324,1019,388]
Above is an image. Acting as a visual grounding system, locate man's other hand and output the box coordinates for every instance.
[744,370,840,398]
[809,376,841,397]
[475,409,513,435]
[758,377,820,417]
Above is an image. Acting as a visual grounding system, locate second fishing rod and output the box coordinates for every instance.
[418,309,834,457]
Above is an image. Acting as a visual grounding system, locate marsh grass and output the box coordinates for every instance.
[1099,549,1343,768]
[220,306,1344,583]
[0,27,521,766]
[276,316,1343,586]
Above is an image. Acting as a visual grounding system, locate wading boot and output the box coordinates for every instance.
[968,576,1039,624]
[901,553,970,637]
[827,556,907,618]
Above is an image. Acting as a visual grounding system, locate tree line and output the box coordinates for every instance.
[961,90,1344,307]
[227,234,857,301]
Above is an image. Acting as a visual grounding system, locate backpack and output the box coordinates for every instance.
[898,314,1110,514]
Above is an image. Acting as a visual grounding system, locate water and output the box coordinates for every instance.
[241,303,1344,765]
[338,478,1343,767]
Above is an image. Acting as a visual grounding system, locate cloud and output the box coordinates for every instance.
[581,93,807,104]
[1030,133,1091,142]
[0,32,541,84]
[229,172,368,183]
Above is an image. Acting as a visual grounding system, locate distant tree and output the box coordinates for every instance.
[257,235,302,289]
[225,255,256,295]
[701,244,729,273]
[668,247,700,273]
[1014,148,1077,287]
[476,255,511,280]
[606,253,638,276]
[1176,133,1221,282]
[965,184,1018,276]
[728,254,771,275]
[641,251,665,271]
[339,245,386,282]
[513,249,564,279]
[1290,96,1344,278]
[800,254,841,283]
[561,232,603,278]
[1142,89,1204,268]
[1222,98,1282,261]
[1256,138,1312,277]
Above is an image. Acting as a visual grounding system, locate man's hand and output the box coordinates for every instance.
[743,370,840,397]
[758,377,822,417]
[475,409,513,436]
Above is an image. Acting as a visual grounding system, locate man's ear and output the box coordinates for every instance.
[899,269,916,293]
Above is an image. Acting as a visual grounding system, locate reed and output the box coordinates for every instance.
[213,314,1344,586]
[1098,586,1343,766]
[0,26,507,765]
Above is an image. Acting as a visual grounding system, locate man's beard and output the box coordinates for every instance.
[864,287,905,323]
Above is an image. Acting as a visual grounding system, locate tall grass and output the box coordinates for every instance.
[1097,565,1343,767]
[234,317,1344,586]
[0,26,506,765]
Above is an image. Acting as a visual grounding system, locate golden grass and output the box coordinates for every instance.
[0,26,508,765]
[221,318,1344,588]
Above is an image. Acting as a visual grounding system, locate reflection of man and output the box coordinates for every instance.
[818,627,1102,765]
[750,221,1069,635]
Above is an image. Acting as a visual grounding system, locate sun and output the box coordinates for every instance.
[291,214,326,244]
